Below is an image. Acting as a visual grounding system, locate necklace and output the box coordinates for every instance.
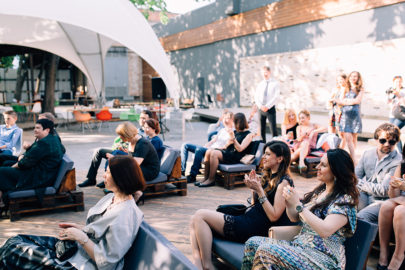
[107,196,132,210]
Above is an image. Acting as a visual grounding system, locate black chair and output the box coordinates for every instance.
[124,221,196,269]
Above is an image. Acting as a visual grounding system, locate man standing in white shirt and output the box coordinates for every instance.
[252,66,280,142]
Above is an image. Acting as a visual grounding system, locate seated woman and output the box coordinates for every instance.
[197,113,254,187]
[242,148,359,270]
[0,155,146,269]
[190,141,295,270]
[105,122,160,182]
[143,118,164,160]
[377,145,405,270]
[106,122,159,204]
[291,110,326,172]
[281,108,298,141]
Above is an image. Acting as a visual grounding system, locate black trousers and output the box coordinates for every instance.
[86,148,113,181]
[0,154,18,167]
[260,106,278,142]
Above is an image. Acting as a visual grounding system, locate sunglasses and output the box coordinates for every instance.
[378,138,397,146]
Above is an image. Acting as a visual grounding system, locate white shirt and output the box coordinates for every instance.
[210,128,232,149]
[254,77,280,109]
[388,88,405,118]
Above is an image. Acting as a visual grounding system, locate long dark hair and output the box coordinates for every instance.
[401,143,405,175]
[302,148,359,211]
[262,140,291,193]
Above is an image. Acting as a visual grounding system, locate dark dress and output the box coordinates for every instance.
[286,123,298,139]
[223,174,295,243]
[130,137,160,181]
[0,134,65,192]
[220,130,252,164]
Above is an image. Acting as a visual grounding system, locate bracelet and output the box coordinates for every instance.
[79,235,89,245]
[258,196,268,204]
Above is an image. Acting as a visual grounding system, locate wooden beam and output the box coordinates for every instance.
[160,0,405,52]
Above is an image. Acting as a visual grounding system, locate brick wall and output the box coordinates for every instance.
[240,37,405,118]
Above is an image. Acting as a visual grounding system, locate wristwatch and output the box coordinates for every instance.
[296,203,304,213]
[258,196,268,204]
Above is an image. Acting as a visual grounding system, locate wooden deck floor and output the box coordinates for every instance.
[0,120,379,269]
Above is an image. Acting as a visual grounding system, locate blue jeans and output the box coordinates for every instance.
[389,117,405,151]
[104,150,128,170]
[181,143,207,176]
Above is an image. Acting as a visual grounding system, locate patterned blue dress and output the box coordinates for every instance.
[241,194,357,270]
[339,89,362,133]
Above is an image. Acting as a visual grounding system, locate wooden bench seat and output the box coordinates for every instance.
[6,154,84,221]
[216,142,264,189]
[144,146,187,197]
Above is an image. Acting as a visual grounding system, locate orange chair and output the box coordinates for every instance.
[73,110,92,133]
[96,108,112,131]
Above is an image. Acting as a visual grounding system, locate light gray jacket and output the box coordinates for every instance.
[355,147,402,198]
[67,193,143,270]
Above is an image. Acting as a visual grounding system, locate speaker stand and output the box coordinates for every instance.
[158,99,170,140]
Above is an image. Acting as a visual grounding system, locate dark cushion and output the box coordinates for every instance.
[345,219,378,270]
[8,187,56,199]
[8,154,74,199]
[212,237,244,269]
[160,146,180,176]
[124,221,196,270]
[148,172,168,184]
[53,154,74,189]
[304,156,322,164]
[254,143,265,166]
[218,164,256,172]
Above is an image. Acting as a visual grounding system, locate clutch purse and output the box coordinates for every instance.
[55,240,78,261]
[268,225,302,241]
[240,154,255,165]
[216,204,253,216]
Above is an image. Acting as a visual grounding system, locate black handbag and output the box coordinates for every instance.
[216,204,253,216]
[393,103,405,121]
[55,240,78,261]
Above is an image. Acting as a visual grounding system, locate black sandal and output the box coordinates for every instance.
[377,263,388,270]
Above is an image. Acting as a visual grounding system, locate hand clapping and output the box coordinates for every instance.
[244,170,262,193]
[390,175,405,190]
[282,185,300,206]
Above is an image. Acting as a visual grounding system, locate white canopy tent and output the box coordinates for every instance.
[0,0,179,102]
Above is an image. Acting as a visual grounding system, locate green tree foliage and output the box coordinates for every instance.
[129,0,169,24]
[0,56,14,69]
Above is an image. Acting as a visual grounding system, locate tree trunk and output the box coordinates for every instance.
[14,56,28,102]
[43,53,59,114]
[29,54,35,102]
[34,55,45,98]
